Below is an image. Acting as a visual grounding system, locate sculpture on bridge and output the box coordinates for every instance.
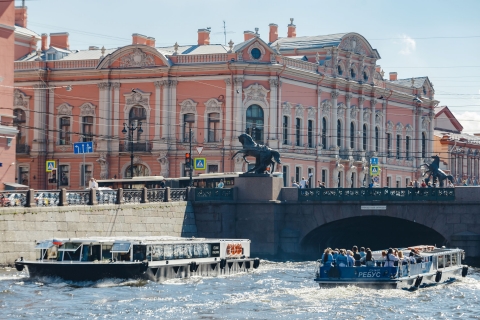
[421,155,454,187]
[232,134,281,174]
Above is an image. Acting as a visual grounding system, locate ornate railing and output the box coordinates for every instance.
[66,190,90,205]
[299,188,455,202]
[123,189,142,204]
[147,188,165,202]
[195,188,234,201]
[52,59,98,69]
[280,56,318,72]
[96,189,117,205]
[34,191,60,207]
[170,188,187,201]
[0,191,27,207]
[14,61,44,70]
[176,54,228,64]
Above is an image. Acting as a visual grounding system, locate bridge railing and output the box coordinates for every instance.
[194,188,235,201]
[298,188,455,202]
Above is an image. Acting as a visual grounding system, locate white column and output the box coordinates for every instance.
[268,78,278,143]
[224,78,232,146]
[111,82,120,152]
[382,101,387,161]
[32,85,46,153]
[412,106,418,167]
[330,91,339,149]
[169,80,178,149]
[358,96,365,152]
[428,110,435,157]
[97,82,110,152]
[153,81,162,147]
[345,94,352,149]
[418,108,424,161]
[161,80,169,139]
[234,77,244,142]
[370,98,377,153]
[317,88,322,152]
[48,87,54,152]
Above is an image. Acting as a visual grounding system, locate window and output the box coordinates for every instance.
[13,109,26,145]
[129,106,146,141]
[208,165,218,173]
[80,164,92,187]
[183,113,195,142]
[406,136,410,160]
[295,118,301,146]
[283,166,288,187]
[283,116,289,145]
[246,105,264,143]
[406,178,410,187]
[422,132,426,158]
[59,117,70,145]
[59,165,69,186]
[322,169,327,185]
[322,117,327,149]
[351,172,356,188]
[337,65,343,75]
[375,127,379,152]
[467,157,471,176]
[451,157,456,176]
[47,53,55,60]
[363,71,368,82]
[308,168,313,188]
[337,172,342,188]
[308,120,313,148]
[18,166,29,186]
[386,133,391,157]
[295,167,300,184]
[125,164,150,178]
[82,116,93,142]
[208,113,220,142]
[337,120,341,148]
[396,179,401,188]
[251,48,261,59]
[396,135,401,159]
[387,176,391,187]
[350,68,356,79]
[350,122,355,149]
[362,124,367,151]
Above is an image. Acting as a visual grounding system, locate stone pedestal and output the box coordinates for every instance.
[234,174,283,201]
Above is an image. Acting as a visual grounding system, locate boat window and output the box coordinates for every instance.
[193,243,210,258]
[111,242,131,253]
[35,240,54,249]
[59,243,82,252]
[151,245,164,261]
[452,253,458,266]
[63,247,81,261]
[185,244,193,259]
[438,255,445,268]
[81,245,102,262]
[164,245,174,260]
[446,254,452,267]
[173,245,185,259]
[102,245,112,260]
[132,245,146,261]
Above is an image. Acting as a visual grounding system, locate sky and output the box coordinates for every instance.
[16,0,480,133]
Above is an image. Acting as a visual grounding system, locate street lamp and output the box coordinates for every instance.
[122,121,143,184]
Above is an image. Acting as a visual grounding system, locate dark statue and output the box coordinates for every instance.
[422,155,454,187]
[232,134,282,174]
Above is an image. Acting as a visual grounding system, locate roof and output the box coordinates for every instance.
[60,48,116,60]
[270,33,348,50]
[434,130,480,145]
[390,77,428,89]
[14,25,40,39]
[434,105,463,132]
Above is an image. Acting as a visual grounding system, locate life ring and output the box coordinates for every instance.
[234,244,242,255]
[226,244,234,256]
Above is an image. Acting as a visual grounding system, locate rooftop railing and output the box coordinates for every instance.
[176,54,229,64]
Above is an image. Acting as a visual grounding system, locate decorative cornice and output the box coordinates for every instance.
[358,96,366,104]
[111,82,121,89]
[97,82,110,89]
[79,102,96,117]
[269,79,279,87]
[345,93,353,101]
[120,48,155,68]
[57,103,73,116]
[204,98,222,113]
[154,81,163,88]
[33,84,47,89]
[331,91,340,99]
[224,78,232,85]
[179,99,197,114]
[295,104,304,117]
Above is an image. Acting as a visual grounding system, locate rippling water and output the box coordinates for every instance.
[1,261,479,319]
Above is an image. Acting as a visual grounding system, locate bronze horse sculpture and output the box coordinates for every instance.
[232,134,281,174]
[422,155,454,187]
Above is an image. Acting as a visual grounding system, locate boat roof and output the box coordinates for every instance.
[37,236,250,245]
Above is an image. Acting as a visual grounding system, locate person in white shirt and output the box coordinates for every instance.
[384,248,399,267]
[292,181,300,188]
[299,177,307,189]
[88,178,98,189]
[217,179,224,188]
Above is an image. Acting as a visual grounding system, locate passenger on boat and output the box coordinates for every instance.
[409,251,417,264]
[335,249,348,267]
[398,251,408,265]
[359,247,366,259]
[332,248,339,260]
[322,249,334,266]
[384,248,399,267]
[352,246,361,266]
[360,248,375,267]
[379,250,387,266]
[346,250,355,267]
[133,249,145,261]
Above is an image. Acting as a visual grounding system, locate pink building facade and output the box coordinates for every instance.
[13,15,439,190]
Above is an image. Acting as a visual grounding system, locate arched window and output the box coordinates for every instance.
[350,122,355,149]
[422,132,426,158]
[406,136,410,159]
[59,117,71,145]
[283,116,289,145]
[246,105,264,143]
[82,116,93,142]
[183,113,195,142]
[386,133,392,157]
[129,106,146,141]
[322,117,327,149]
[375,127,379,152]
[362,124,367,151]
[208,113,220,142]
[337,120,341,147]
[308,120,313,148]
[396,135,401,159]
[13,109,26,145]
[125,164,150,178]
[296,118,301,146]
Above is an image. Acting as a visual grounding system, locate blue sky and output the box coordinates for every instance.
[17,0,480,132]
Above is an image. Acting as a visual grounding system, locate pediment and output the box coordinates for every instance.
[235,37,276,63]
[339,33,380,59]
[97,45,172,69]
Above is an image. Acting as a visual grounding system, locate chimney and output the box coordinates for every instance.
[269,23,278,43]
[287,18,296,38]
[132,33,148,45]
[197,29,210,45]
[41,33,48,51]
[15,6,27,28]
[146,37,156,47]
[50,32,69,50]
[244,31,255,41]
[389,72,398,81]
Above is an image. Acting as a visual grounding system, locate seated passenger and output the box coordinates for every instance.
[361,248,375,267]
[384,248,399,267]
[398,251,408,265]
[332,249,339,261]
[346,250,355,267]
[359,247,366,259]
[322,249,333,267]
[409,251,417,264]
[335,249,348,267]
[380,250,387,266]
[352,246,361,267]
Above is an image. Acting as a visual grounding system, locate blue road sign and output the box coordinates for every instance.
[46,160,56,172]
[74,141,94,154]
[370,157,379,165]
[194,158,206,170]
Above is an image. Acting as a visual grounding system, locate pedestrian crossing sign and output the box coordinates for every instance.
[370,165,380,176]
[46,160,56,172]
[194,158,206,170]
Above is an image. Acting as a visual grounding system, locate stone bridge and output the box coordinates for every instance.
[193,176,480,264]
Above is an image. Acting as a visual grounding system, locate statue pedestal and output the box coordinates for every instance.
[234,175,283,201]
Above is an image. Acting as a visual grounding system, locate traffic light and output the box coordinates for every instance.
[185,153,191,167]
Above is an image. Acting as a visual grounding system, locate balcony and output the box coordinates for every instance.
[119,141,151,152]
[16,144,30,154]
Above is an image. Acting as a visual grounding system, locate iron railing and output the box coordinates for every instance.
[66,190,90,205]
[195,188,234,201]
[34,191,60,207]
[170,188,187,201]
[0,191,27,207]
[96,189,117,205]
[16,144,30,154]
[123,189,142,204]
[299,188,455,202]
[147,188,165,202]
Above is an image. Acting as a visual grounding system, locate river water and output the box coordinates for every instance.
[1,261,479,319]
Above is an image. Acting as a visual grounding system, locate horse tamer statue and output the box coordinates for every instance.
[421,155,454,187]
[232,134,281,174]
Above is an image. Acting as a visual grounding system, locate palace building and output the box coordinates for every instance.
[13,10,439,189]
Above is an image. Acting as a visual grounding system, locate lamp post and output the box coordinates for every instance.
[122,121,143,186]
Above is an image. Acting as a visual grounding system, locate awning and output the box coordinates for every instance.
[35,240,54,249]
[58,243,82,252]
[111,241,132,253]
